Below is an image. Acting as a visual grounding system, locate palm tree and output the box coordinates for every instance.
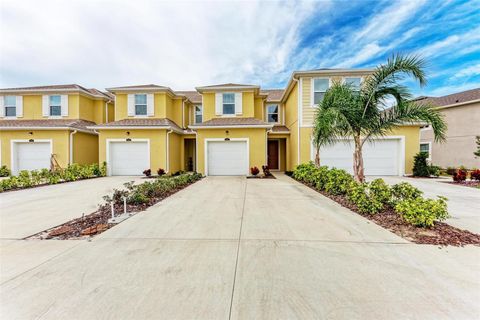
[312,54,447,182]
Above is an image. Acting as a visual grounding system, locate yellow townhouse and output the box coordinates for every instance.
[0,84,114,175]
[91,69,421,177]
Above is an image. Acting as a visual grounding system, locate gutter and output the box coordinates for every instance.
[188,124,273,129]
[69,130,77,164]
[182,99,185,128]
[0,127,96,135]
[87,125,184,134]
[166,129,173,173]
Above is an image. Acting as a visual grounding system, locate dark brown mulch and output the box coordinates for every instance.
[444,181,480,189]
[247,175,276,179]
[299,180,480,247]
[28,179,202,240]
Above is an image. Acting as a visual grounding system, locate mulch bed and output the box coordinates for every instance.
[297,180,480,247]
[444,181,480,189]
[246,175,276,179]
[28,179,202,240]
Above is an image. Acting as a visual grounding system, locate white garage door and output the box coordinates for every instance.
[319,139,401,175]
[13,142,51,175]
[207,140,248,176]
[109,141,149,176]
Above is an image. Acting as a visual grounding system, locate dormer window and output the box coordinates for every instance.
[49,95,62,116]
[4,96,16,117]
[222,93,235,115]
[135,94,147,116]
[267,104,279,123]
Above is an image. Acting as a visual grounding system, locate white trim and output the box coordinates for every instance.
[267,139,281,171]
[265,103,280,124]
[419,141,432,161]
[296,78,301,165]
[204,138,249,176]
[106,138,151,176]
[310,77,331,108]
[0,127,96,135]
[10,139,53,176]
[194,104,203,124]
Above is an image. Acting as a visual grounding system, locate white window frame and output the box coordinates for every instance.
[194,105,203,124]
[222,93,235,115]
[49,95,62,117]
[420,142,432,161]
[342,76,362,91]
[266,104,279,123]
[134,94,148,116]
[4,95,16,118]
[311,77,331,107]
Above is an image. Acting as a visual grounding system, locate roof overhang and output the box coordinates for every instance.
[188,124,273,129]
[0,88,110,101]
[88,125,184,134]
[195,85,260,93]
[434,99,480,110]
[0,127,96,134]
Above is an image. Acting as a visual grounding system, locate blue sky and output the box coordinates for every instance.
[1,0,479,97]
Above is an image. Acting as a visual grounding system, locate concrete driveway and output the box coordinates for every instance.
[1,175,479,319]
[0,176,143,239]
[370,176,480,234]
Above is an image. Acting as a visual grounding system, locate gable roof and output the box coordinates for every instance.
[196,83,260,92]
[261,89,284,102]
[175,91,202,103]
[0,84,111,100]
[189,117,272,128]
[89,118,183,132]
[0,119,97,134]
[414,88,480,108]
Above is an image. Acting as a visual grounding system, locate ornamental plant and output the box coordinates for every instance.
[157,168,166,176]
[250,166,260,176]
[391,182,423,204]
[262,165,272,177]
[143,169,152,177]
[395,196,449,228]
[347,181,384,214]
[412,152,430,177]
[0,165,10,177]
[453,168,467,182]
[470,169,480,181]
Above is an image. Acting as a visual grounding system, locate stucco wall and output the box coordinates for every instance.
[73,132,98,165]
[284,82,298,170]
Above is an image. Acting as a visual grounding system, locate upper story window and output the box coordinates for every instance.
[267,104,279,123]
[420,143,431,159]
[313,78,330,105]
[4,96,16,117]
[194,105,203,123]
[344,77,361,91]
[49,95,62,116]
[135,94,147,116]
[222,93,235,115]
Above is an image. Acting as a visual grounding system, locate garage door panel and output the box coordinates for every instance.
[14,142,51,174]
[207,141,248,176]
[110,141,149,176]
[319,139,400,176]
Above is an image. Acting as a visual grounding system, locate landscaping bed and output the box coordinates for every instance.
[444,181,480,189]
[292,162,480,247]
[28,173,203,240]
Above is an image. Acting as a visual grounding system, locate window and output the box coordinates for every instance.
[134,94,147,116]
[420,143,430,158]
[4,96,16,117]
[313,78,329,105]
[49,95,61,116]
[267,104,279,123]
[195,105,203,123]
[222,93,235,115]
[344,77,361,91]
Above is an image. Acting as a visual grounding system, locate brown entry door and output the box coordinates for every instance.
[267,140,279,170]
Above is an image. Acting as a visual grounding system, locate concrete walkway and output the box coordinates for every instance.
[1,175,479,319]
[370,176,480,234]
[0,176,143,239]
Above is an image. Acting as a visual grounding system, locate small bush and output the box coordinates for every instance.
[369,178,392,205]
[470,169,480,181]
[453,168,467,182]
[413,152,430,177]
[391,182,423,203]
[395,196,449,228]
[428,165,441,177]
[347,181,384,214]
[143,169,152,177]
[324,168,353,195]
[157,168,166,176]
[250,166,260,176]
[262,165,272,177]
[0,165,10,177]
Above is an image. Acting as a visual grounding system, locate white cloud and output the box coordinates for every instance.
[422,82,480,97]
[0,0,319,90]
[450,63,480,79]
[418,26,480,59]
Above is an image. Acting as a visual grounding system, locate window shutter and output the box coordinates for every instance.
[0,96,4,117]
[16,96,23,117]
[235,92,242,115]
[42,95,49,116]
[215,93,222,115]
[61,95,68,116]
[147,94,154,116]
[127,94,134,116]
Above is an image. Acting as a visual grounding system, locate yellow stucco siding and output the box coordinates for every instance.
[97,129,168,174]
[300,127,312,164]
[284,82,298,170]
[242,91,255,117]
[388,126,420,174]
[254,97,264,121]
[114,93,179,121]
[195,128,267,175]
[170,99,184,128]
[72,132,98,165]
[168,132,182,173]
[0,130,70,169]
[202,92,216,121]
[201,92,258,121]
[301,77,315,126]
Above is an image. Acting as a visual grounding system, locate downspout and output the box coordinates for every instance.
[182,99,185,129]
[69,130,78,165]
[292,77,301,166]
[166,129,173,173]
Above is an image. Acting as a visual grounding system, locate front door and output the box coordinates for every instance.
[267,140,279,170]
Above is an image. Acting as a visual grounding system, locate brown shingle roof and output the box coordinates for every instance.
[0,119,97,133]
[90,118,182,131]
[192,117,271,127]
[415,88,480,107]
[270,125,289,133]
[199,83,256,88]
[175,91,202,103]
[261,89,284,102]
[0,84,111,100]
[107,84,169,90]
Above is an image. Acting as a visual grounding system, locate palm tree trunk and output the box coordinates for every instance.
[353,135,365,182]
[314,146,320,167]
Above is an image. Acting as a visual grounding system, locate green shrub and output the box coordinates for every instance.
[369,178,392,205]
[391,182,423,203]
[395,196,449,227]
[324,168,353,195]
[413,152,430,177]
[428,165,441,177]
[17,171,34,188]
[347,181,384,214]
[292,162,316,183]
[0,165,10,177]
